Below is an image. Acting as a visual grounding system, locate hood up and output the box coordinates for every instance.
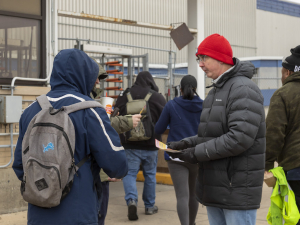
[173,96,203,113]
[133,71,159,92]
[50,49,99,96]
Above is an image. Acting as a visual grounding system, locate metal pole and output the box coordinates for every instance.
[277,67,279,89]
[172,51,176,93]
[132,58,135,84]
[128,57,132,87]
[4,28,7,74]
[102,54,106,96]
[168,51,173,100]
[75,39,81,49]
[58,38,175,53]
[0,124,15,168]
[143,53,149,71]
[57,10,198,34]
[0,133,18,136]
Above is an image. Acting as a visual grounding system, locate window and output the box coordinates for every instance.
[0,0,46,85]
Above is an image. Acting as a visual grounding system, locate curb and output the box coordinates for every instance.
[136,171,173,185]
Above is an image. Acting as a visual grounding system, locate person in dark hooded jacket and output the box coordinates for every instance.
[155,75,203,225]
[114,71,166,221]
[12,49,128,225]
[168,34,265,225]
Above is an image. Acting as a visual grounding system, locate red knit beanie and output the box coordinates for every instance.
[195,33,234,65]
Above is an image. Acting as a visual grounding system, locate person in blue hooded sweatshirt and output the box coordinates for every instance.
[12,49,128,225]
[155,75,203,225]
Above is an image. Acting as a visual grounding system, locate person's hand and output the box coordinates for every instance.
[168,147,198,164]
[264,171,272,176]
[264,171,276,188]
[111,108,120,117]
[132,114,142,128]
[108,177,121,182]
[167,140,191,150]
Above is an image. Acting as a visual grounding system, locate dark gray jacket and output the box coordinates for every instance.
[184,58,266,210]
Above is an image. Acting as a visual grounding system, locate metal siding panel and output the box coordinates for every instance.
[57,0,188,64]
[204,0,256,58]
[257,9,300,57]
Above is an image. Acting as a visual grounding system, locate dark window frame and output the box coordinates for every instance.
[0,0,46,86]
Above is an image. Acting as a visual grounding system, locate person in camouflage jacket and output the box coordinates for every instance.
[90,58,141,225]
[90,58,141,134]
[265,45,300,224]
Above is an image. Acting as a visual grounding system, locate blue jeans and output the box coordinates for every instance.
[206,206,257,225]
[122,149,158,208]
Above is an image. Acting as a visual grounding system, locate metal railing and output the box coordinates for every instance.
[0,75,50,168]
[59,38,177,99]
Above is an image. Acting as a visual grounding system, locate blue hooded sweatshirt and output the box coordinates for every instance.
[12,49,128,225]
[155,95,203,161]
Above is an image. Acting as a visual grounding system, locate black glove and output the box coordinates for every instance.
[167,140,191,150]
[168,147,198,164]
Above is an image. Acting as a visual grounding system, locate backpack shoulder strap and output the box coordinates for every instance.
[63,101,104,115]
[126,92,133,102]
[144,91,153,102]
[76,154,91,168]
[36,95,52,110]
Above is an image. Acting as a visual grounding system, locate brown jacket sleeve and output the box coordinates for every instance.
[265,91,287,171]
[110,115,133,134]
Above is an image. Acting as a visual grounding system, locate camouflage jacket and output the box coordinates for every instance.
[91,87,133,181]
[90,87,133,133]
[266,71,300,171]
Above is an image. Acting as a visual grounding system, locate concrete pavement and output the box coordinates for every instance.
[105,181,271,225]
[1,181,272,225]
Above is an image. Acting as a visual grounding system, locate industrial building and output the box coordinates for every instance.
[1,0,300,215]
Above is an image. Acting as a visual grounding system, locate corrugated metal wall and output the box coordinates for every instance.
[203,0,257,58]
[57,0,188,65]
[256,9,300,57]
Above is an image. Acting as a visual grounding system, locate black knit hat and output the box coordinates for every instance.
[282,45,300,72]
[180,75,197,89]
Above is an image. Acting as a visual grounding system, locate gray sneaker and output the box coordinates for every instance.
[145,205,158,215]
[128,200,138,221]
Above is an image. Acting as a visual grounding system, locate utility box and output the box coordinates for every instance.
[0,96,22,124]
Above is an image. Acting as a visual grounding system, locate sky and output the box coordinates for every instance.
[283,0,300,4]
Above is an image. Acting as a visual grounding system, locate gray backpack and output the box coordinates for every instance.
[21,94,103,208]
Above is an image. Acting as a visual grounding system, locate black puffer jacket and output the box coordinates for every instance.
[184,58,266,210]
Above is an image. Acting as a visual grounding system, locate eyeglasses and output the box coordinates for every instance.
[196,55,208,64]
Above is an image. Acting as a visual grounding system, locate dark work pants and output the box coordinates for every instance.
[98,181,110,225]
[288,180,300,225]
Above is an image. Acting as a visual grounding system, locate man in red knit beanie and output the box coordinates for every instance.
[196,33,234,80]
[168,33,265,225]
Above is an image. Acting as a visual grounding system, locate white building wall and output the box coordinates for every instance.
[256,9,300,57]
[57,0,188,65]
[203,0,257,58]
